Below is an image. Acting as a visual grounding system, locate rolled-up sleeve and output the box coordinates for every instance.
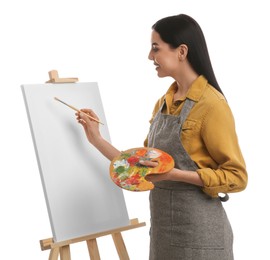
[196,99,248,197]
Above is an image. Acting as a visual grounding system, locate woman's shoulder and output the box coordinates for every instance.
[205,83,226,102]
[198,83,228,111]
[194,83,234,123]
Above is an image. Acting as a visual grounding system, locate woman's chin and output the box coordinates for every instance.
[157,72,166,78]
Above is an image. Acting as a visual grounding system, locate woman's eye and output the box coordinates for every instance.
[152,46,159,52]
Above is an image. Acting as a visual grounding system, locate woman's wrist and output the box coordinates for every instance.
[91,136,121,161]
[90,134,103,147]
[167,168,204,187]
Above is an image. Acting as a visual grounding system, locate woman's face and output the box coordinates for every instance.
[148,30,180,78]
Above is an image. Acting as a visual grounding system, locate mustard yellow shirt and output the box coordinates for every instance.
[144,75,248,197]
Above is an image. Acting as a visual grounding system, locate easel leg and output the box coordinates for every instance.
[59,245,71,260]
[41,219,146,260]
[49,247,59,260]
[87,239,101,260]
[112,233,130,260]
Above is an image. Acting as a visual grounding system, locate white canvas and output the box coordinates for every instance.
[21,82,130,242]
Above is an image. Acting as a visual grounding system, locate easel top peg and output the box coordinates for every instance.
[46,70,79,83]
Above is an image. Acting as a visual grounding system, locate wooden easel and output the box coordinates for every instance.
[40,218,146,260]
[39,71,146,259]
[46,70,79,83]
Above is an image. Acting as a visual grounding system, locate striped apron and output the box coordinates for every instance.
[147,99,234,260]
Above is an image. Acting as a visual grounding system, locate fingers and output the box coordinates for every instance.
[76,109,99,124]
[81,109,100,121]
[139,160,159,168]
[75,112,86,125]
[77,118,86,126]
[145,173,167,182]
[145,173,158,182]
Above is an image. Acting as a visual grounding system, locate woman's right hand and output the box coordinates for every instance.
[76,108,121,161]
[76,109,102,145]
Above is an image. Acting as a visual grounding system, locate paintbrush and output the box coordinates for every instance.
[54,97,104,125]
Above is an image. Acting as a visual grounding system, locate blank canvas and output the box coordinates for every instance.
[21,82,129,242]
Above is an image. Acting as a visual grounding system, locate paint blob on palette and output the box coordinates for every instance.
[110,147,175,191]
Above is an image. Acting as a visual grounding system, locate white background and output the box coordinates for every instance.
[0,0,269,259]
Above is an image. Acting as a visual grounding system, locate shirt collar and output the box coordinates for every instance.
[165,75,208,103]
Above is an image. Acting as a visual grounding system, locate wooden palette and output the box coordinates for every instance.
[110,147,175,191]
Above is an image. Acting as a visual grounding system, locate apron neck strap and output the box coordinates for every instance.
[177,99,195,125]
[159,98,195,125]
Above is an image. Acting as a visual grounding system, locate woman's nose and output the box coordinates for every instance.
[148,51,153,61]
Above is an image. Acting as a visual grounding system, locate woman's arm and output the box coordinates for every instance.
[76,109,121,160]
[197,100,248,197]
[140,160,204,187]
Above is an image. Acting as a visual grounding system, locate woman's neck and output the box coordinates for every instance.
[174,74,199,101]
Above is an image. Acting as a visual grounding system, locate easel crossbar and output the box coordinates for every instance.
[40,218,145,250]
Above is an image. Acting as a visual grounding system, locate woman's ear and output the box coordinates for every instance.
[178,44,188,61]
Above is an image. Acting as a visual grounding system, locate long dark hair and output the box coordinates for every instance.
[152,14,224,95]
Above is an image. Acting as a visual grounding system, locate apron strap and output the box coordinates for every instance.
[177,99,195,126]
[159,98,195,125]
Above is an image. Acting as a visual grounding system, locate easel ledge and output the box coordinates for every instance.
[46,70,79,83]
[40,218,146,260]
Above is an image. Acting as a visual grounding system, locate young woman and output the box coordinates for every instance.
[76,14,247,260]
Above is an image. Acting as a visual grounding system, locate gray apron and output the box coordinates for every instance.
[147,99,234,260]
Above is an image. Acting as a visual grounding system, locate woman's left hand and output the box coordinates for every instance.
[140,160,204,187]
[139,159,171,183]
